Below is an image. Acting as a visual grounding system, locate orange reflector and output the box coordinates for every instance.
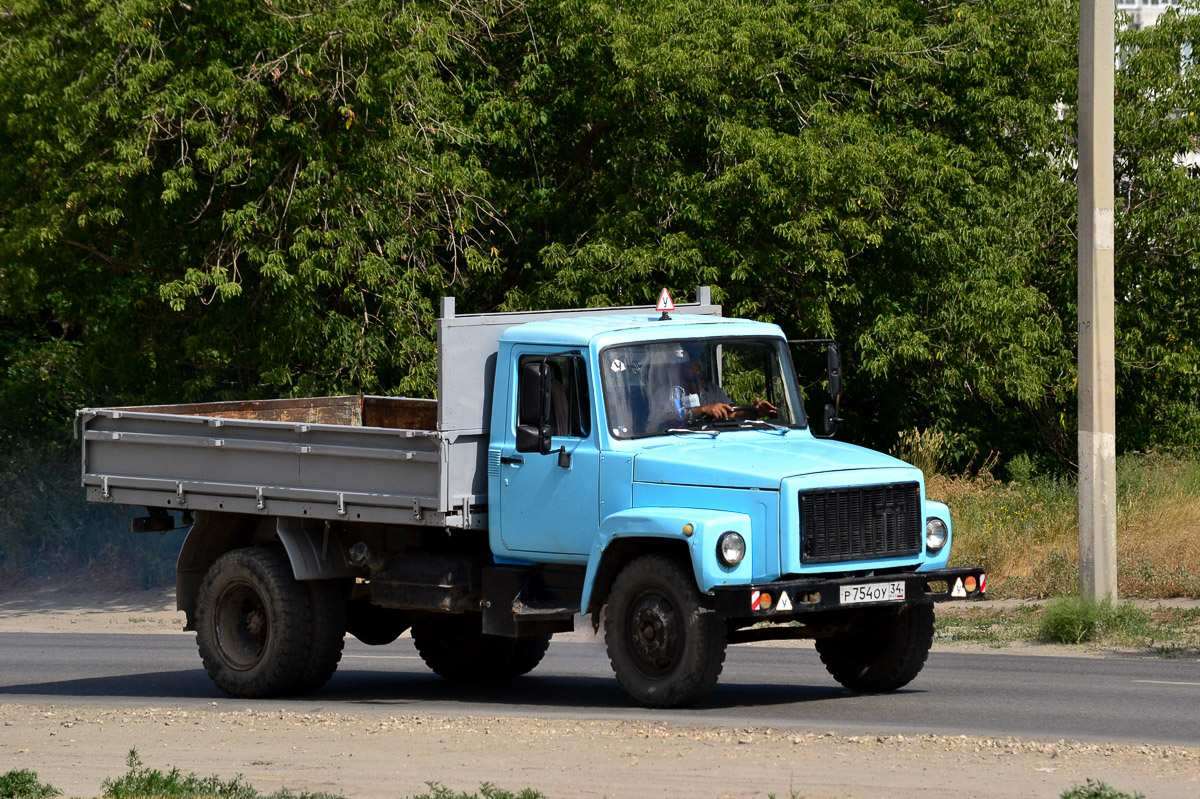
[964,576,977,593]
[760,593,773,609]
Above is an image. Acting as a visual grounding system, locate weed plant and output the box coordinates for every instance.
[0,754,543,799]
[937,602,1200,654]
[103,750,264,799]
[1060,779,1144,799]
[1037,598,1151,645]
[0,769,58,799]
[0,762,1153,799]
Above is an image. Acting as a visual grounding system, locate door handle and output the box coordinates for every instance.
[500,456,524,465]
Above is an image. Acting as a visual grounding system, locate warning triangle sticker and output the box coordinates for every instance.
[951,577,967,598]
[776,591,793,612]
[656,288,675,312]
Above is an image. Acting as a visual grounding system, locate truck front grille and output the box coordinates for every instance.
[799,482,922,564]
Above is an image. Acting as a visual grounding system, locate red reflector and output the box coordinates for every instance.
[980,574,987,594]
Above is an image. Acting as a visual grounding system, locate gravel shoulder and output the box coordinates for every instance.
[2,577,1199,799]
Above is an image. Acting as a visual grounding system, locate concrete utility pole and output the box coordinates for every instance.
[1078,0,1119,602]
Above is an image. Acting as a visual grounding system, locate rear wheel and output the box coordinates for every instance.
[346,600,409,646]
[290,578,348,695]
[604,554,726,707]
[500,634,553,678]
[410,613,515,680]
[815,603,935,693]
[195,548,312,698]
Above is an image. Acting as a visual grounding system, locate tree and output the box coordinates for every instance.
[482,0,1082,462]
[1113,5,1200,451]
[2,0,1197,469]
[0,0,513,438]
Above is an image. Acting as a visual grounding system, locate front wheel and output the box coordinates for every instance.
[814,603,935,693]
[604,554,727,707]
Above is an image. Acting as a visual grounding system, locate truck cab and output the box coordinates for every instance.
[483,301,979,706]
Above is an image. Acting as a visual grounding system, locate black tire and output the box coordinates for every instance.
[195,548,312,698]
[604,554,727,708]
[346,600,409,646]
[499,634,553,678]
[814,603,935,693]
[410,613,516,680]
[289,578,348,695]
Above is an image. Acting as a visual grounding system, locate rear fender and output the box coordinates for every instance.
[176,513,355,630]
[275,517,357,580]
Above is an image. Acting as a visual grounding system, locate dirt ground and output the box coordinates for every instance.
[2,577,1198,799]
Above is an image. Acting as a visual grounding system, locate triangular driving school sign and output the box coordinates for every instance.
[656,288,675,312]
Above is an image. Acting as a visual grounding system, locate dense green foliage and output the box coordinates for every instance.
[0,769,59,799]
[2,0,1199,571]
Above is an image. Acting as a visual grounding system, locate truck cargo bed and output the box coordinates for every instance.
[77,395,486,529]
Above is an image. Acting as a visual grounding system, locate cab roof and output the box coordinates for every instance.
[498,313,784,349]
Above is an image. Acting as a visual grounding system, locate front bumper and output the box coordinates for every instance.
[712,566,985,620]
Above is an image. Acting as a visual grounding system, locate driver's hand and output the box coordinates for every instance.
[695,402,734,420]
[753,398,777,417]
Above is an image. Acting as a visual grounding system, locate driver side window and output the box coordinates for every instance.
[517,354,590,438]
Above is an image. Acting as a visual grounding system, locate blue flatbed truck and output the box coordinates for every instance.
[77,288,984,707]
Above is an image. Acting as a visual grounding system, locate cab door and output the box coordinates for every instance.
[496,350,599,558]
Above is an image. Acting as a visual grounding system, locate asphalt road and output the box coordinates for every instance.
[1,632,1197,747]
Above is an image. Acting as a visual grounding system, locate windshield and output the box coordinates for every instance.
[600,337,807,439]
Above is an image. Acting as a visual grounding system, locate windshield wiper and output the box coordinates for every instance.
[741,418,790,434]
[709,418,790,434]
[665,427,720,438]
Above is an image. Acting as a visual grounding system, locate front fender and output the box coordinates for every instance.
[580,506,754,612]
[918,500,953,571]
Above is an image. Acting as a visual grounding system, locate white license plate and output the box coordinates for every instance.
[840,580,905,605]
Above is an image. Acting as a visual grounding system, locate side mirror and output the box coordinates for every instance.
[826,343,842,402]
[516,423,553,455]
[823,403,839,437]
[516,361,553,455]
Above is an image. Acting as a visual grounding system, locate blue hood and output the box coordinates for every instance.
[632,432,917,489]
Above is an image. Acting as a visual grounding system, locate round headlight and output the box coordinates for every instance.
[717,531,746,567]
[925,518,948,552]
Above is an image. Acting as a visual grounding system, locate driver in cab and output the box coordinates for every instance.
[670,344,776,424]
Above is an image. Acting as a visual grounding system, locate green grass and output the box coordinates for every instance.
[1037,598,1148,645]
[934,604,1043,647]
[1060,779,1144,799]
[0,752,544,799]
[936,601,1200,655]
[103,750,264,799]
[0,759,1152,799]
[411,787,542,799]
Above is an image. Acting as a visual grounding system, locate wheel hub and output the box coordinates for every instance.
[214,581,270,671]
[628,596,682,677]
